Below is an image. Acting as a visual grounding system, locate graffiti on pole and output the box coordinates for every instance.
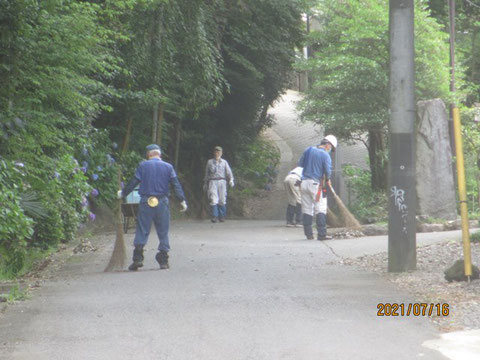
[390,185,408,234]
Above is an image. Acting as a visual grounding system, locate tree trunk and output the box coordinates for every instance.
[155,103,164,146]
[151,103,164,145]
[368,130,386,191]
[477,172,480,212]
[122,116,133,153]
[470,28,478,84]
[477,151,480,210]
[174,118,182,167]
[152,104,158,143]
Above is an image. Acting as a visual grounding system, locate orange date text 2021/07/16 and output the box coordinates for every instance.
[377,303,450,317]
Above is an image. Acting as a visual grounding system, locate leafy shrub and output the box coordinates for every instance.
[235,139,280,190]
[26,154,91,247]
[471,230,480,244]
[342,164,388,223]
[0,159,34,276]
[76,130,124,209]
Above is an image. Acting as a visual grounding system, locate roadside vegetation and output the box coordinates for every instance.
[297,0,480,222]
[0,0,304,278]
[1,0,479,279]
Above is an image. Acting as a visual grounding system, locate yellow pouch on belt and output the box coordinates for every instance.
[147,196,159,207]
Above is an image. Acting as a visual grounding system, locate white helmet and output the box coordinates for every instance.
[323,135,337,149]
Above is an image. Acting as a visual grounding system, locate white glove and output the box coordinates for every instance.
[229,179,234,188]
[180,200,188,212]
[117,190,123,199]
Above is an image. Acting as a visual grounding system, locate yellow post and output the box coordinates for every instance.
[452,106,472,278]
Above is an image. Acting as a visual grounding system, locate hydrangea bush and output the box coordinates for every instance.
[0,159,34,276]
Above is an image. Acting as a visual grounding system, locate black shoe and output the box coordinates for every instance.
[128,261,143,271]
[155,251,169,270]
[317,235,333,241]
[211,217,218,223]
[219,217,225,222]
[306,236,314,240]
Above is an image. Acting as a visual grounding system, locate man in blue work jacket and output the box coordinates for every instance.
[297,135,337,240]
[119,144,187,271]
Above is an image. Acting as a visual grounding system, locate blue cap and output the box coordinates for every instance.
[146,144,161,152]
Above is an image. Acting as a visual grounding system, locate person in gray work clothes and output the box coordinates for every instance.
[284,166,303,227]
[204,146,234,223]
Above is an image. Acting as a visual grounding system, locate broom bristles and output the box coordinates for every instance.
[327,208,343,228]
[104,225,126,272]
[104,204,127,272]
[331,193,362,230]
[104,193,127,272]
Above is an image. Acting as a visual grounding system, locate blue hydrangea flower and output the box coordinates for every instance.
[92,174,99,181]
[82,148,88,156]
[82,161,88,168]
[106,154,115,164]
[54,171,60,179]
[14,161,25,168]
[112,142,118,149]
[91,189,99,197]
[89,212,96,221]
[97,165,103,171]
[80,167,87,173]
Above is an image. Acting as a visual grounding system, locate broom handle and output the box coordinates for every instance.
[315,178,324,202]
[328,181,336,196]
[117,167,123,224]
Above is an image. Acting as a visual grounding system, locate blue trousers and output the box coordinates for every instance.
[211,204,227,218]
[134,197,170,252]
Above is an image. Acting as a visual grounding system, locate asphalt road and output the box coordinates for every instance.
[0,220,449,360]
[0,90,457,359]
[268,90,368,206]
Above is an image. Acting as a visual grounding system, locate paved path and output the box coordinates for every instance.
[245,89,369,220]
[267,90,368,208]
[1,91,477,359]
[0,221,451,360]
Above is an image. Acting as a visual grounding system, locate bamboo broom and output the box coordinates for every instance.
[104,117,133,271]
[329,183,362,230]
[104,165,127,272]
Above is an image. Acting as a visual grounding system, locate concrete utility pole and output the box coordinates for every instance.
[388,0,416,272]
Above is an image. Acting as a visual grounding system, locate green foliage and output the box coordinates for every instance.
[426,1,480,221]
[0,159,34,275]
[461,107,480,217]
[0,242,55,281]
[5,284,29,302]
[235,139,280,190]
[342,164,388,223]
[0,0,115,130]
[471,230,480,244]
[26,154,91,248]
[77,129,120,207]
[426,0,480,106]
[95,0,304,215]
[0,0,305,274]
[297,0,451,189]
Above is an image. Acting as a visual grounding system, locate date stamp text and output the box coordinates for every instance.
[377,303,449,317]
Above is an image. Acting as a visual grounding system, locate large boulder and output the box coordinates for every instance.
[416,99,457,220]
[444,259,480,282]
